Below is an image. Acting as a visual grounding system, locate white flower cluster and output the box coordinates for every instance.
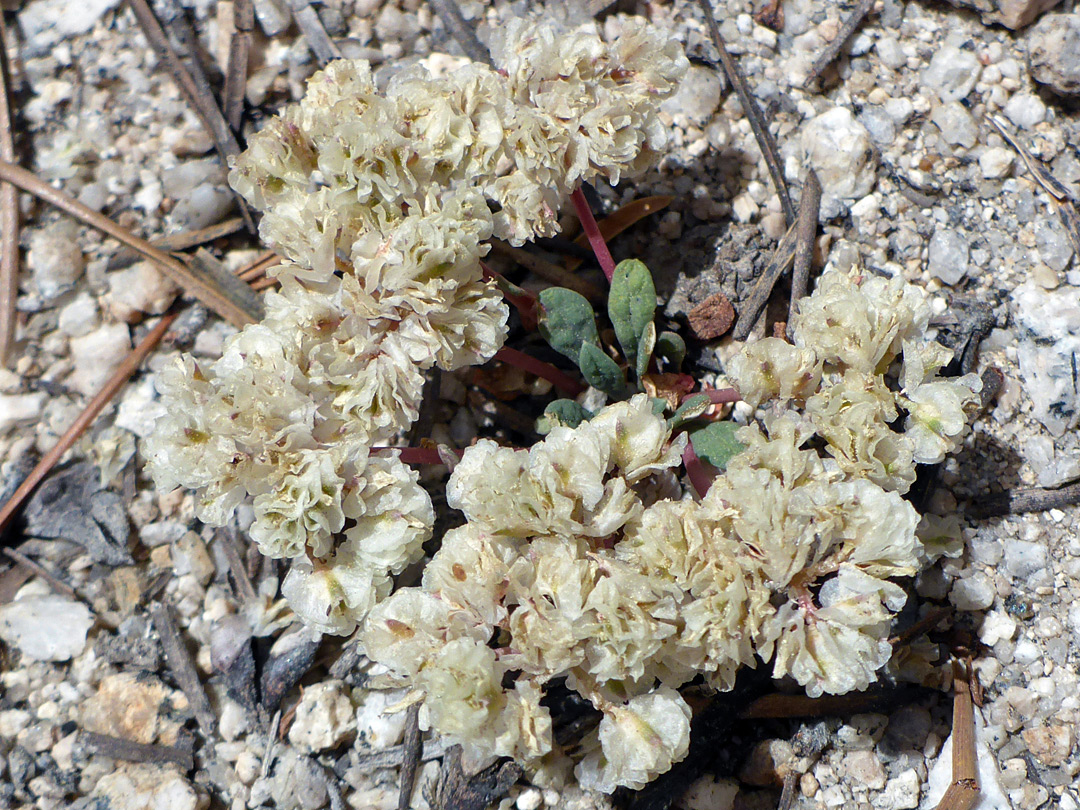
[361,268,982,792]
[144,18,687,635]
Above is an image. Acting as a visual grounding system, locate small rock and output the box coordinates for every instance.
[930,101,978,148]
[979,147,1015,179]
[941,0,1062,30]
[1003,93,1047,130]
[0,392,48,434]
[375,3,422,42]
[161,158,226,200]
[1003,539,1049,579]
[886,706,932,751]
[949,571,995,610]
[1012,280,1080,436]
[843,750,887,790]
[355,688,409,750]
[16,0,124,56]
[1026,12,1080,95]
[1021,724,1073,768]
[89,763,207,810]
[980,609,1018,646]
[287,680,356,753]
[68,323,132,398]
[801,107,877,218]
[660,65,723,126]
[740,738,794,786]
[875,36,905,70]
[1034,218,1074,271]
[927,228,970,285]
[166,183,235,232]
[58,292,100,337]
[27,220,85,301]
[171,531,215,586]
[879,768,920,810]
[116,377,167,439]
[921,39,980,103]
[252,0,291,36]
[681,775,739,810]
[0,592,94,661]
[81,672,183,745]
[516,788,543,810]
[104,261,179,322]
[859,105,896,146]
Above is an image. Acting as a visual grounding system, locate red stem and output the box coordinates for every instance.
[371,447,461,465]
[571,187,616,282]
[495,347,585,397]
[682,440,716,499]
[481,261,538,331]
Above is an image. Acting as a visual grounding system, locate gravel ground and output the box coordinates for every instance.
[0,0,1079,809]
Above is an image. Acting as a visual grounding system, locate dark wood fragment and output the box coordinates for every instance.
[217,530,257,603]
[150,601,217,736]
[754,0,784,31]
[224,0,253,132]
[788,169,822,329]
[695,0,795,226]
[732,220,799,341]
[434,745,522,810]
[287,0,342,65]
[260,628,322,713]
[353,738,446,773]
[2,547,80,601]
[80,730,195,771]
[429,0,493,66]
[397,704,422,810]
[970,480,1080,519]
[804,0,875,86]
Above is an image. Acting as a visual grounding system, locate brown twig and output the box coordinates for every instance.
[224,0,253,133]
[150,601,217,736]
[0,309,180,533]
[0,159,259,326]
[695,0,796,226]
[80,730,195,771]
[565,195,673,272]
[970,480,1080,519]
[0,13,17,368]
[804,0,876,86]
[787,170,822,328]
[218,530,257,603]
[353,738,447,773]
[732,217,799,340]
[125,0,255,232]
[494,347,585,397]
[933,662,980,810]
[2,547,80,600]
[153,216,246,252]
[429,0,493,66]
[236,250,281,281]
[489,241,605,304]
[397,703,423,810]
[287,0,342,65]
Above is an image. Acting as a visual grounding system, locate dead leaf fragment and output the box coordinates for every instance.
[688,293,735,340]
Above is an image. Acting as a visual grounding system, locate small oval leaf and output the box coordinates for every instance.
[608,259,657,366]
[579,343,626,399]
[688,421,745,471]
[538,287,600,362]
[655,330,687,371]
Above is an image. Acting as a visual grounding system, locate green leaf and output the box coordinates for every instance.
[654,330,686,371]
[578,342,626,399]
[635,320,656,380]
[538,287,600,362]
[669,393,711,430]
[608,259,656,367]
[536,399,592,434]
[688,421,745,471]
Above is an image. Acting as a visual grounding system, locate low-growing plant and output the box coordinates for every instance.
[145,11,982,795]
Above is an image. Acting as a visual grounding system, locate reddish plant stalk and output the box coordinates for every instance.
[371,446,460,465]
[682,440,716,499]
[495,346,585,397]
[481,261,538,331]
[570,187,616,282]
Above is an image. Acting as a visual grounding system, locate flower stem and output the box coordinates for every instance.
[371,446,461,465]
[495,347,585,397]
[682,440,715,498]
[482,261,538,331]
[682,387,741,405]
[571,186,616,282]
